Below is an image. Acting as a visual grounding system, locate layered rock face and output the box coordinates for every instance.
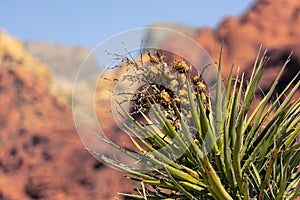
[151,0,299,101]
[195,0,300,97]
[0,33,133,200]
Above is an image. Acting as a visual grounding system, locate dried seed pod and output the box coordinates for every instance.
[164,109,173,118]
[147,51,165,64]
[149,65,159,75]
[193,75,208,93]
[148,51,160,64]
[169,79,179,91]
[161,62,168,70]
[173,119,181,130]
[127,50,212,135]
[201,92,207,103]
[173,60,190,73]
[177,73,187,84]
[163,67,176,80]
[160,91,171,103]
[172,97,180,105]
[193,75,210,118]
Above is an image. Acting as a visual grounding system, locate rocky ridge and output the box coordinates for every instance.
[0,32,132,200]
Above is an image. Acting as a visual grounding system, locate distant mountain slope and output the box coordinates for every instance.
[23,41,97,98]
[0,32,132,200]
[151,0,300,99]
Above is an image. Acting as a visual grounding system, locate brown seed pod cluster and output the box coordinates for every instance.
[172,60,190,73]
[114,49,211,132]
[192,75,210,118]
[130,83,181,130]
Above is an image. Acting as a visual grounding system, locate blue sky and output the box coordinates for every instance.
[1,1,254,48]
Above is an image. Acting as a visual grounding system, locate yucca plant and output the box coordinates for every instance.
[92,47,300,199]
